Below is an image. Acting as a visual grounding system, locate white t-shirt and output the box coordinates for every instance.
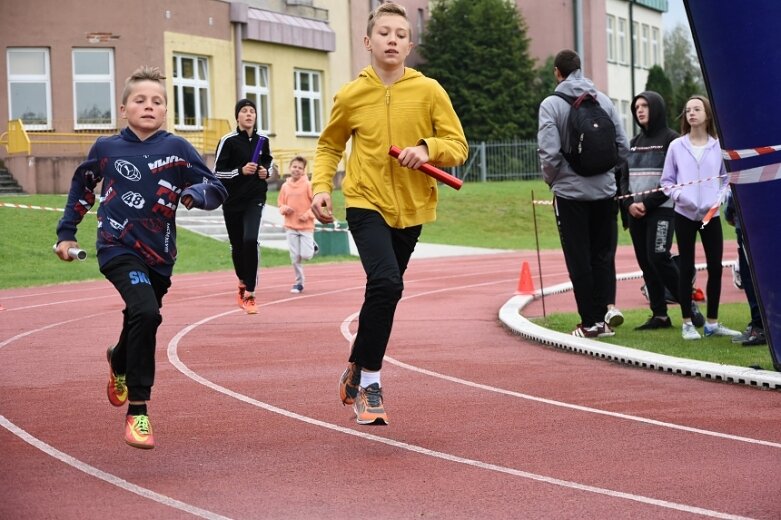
[691,144,706,162]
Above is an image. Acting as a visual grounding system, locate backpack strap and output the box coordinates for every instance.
[553,92,574,105]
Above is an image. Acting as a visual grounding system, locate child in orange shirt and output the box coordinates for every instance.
[278,156,317,293]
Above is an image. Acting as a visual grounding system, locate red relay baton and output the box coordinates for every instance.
[388,145,463,190]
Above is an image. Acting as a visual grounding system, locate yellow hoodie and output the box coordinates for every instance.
[312,66,468,228]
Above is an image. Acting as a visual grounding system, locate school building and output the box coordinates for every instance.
[0,0,666,194]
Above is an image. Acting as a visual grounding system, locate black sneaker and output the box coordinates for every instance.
[742,328,767,347]
[635,316,673,330]
[690,302,705,328]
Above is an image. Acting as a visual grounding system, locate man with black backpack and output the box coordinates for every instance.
[538,49,630,338]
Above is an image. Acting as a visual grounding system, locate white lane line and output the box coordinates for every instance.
[361,285,781,450]
[168,309,754,520]
[0,416,233,520]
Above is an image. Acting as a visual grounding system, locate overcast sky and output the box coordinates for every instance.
[663,0,690,31]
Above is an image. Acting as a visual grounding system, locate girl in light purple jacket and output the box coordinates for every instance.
[660,95,740,340]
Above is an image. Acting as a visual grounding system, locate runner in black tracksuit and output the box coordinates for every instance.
[619,90,703,329]
[214,99,273,313]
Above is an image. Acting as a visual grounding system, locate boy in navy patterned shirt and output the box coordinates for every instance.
[55,66,227,449]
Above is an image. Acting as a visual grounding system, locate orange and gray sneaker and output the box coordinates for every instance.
[242,294,258,314]
[106,345,127,407]
[353,383,388,425]
[125,414,154,449]
[338,362,361,405]
[237,284,246,308]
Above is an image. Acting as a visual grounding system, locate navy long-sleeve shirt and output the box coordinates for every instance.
[56,128,227,276]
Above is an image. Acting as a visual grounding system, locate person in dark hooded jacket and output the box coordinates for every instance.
[618,91,703,330]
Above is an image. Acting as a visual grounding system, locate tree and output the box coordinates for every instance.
[644,65,676,128]
[663,23,704,94]
[418,0,537,141]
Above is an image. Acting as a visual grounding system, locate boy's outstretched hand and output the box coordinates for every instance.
[311,192,334,224]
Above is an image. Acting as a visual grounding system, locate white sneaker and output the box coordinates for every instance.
[704,322,741,338]
[604,307,624,328]
[682,322,701,340]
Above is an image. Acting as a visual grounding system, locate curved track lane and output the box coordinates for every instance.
[1,248,779,519]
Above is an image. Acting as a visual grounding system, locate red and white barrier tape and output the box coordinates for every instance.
[722,144,781,161]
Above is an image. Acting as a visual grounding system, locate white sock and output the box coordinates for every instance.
[360,370,380,388]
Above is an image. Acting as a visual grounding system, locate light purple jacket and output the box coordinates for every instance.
[660,134,727,221]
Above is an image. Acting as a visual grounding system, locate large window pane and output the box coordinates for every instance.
[10,83,48,124]
[76,83,112,124]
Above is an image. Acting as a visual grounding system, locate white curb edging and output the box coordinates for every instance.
[499,269,781,391]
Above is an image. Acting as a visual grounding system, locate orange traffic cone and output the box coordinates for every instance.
[516,261,535,294]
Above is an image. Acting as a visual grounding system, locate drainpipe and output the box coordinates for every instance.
[574,0,584,69]
[234,22,243,100]
[629,0,635,100]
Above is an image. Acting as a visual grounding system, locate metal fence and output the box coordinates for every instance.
[450,140,543,182]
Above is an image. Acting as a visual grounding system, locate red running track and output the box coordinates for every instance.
[1,246,779,519]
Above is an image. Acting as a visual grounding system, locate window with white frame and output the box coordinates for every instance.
[7,48,52,130]
[242,63,271,133]
[606,15,616,62]
[294,69,322,136]
[622,100,631,134]
[618,18,627,64]
[172,54,210,129]
[651,27,660,66]
[72,48,115,129]
[632,21,639,64]
[642,24,650,68]
[417,8,425,45]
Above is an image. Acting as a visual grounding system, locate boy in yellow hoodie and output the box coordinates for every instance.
[278,156,317,294]
[311,2,468,425]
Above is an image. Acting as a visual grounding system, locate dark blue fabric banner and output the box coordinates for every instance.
[686,0,781,369]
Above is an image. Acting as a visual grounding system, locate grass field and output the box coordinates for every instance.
[0,183,774,371]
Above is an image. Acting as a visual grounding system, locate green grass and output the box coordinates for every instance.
[1,183,773,371]
[533,306,774,371]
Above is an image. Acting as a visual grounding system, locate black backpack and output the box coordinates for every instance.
[554,91,619,176]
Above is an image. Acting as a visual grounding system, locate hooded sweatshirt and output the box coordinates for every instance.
[660,134,727,222]
[56,128,227,277]
[619,91,679,211]
[538,69,630,200]
[312,66,468,228]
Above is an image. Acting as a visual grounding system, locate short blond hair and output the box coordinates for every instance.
[366,2,409,37]
[121,66,167,105]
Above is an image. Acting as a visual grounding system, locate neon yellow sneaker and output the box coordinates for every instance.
[106,345,127,407]
[125,414,155,449]
[353,383,388,425]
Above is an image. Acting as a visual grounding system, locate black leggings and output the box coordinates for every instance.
[346,208,421,371]
[224,204,264,292]
[674,214,723,320]
[100,255,171,401]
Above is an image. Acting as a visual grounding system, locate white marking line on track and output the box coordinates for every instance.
[0,416,233,520]
[169,299,753,519]
[370,286,781,450]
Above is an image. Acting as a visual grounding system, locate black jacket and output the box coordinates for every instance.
[214,128,273,212]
